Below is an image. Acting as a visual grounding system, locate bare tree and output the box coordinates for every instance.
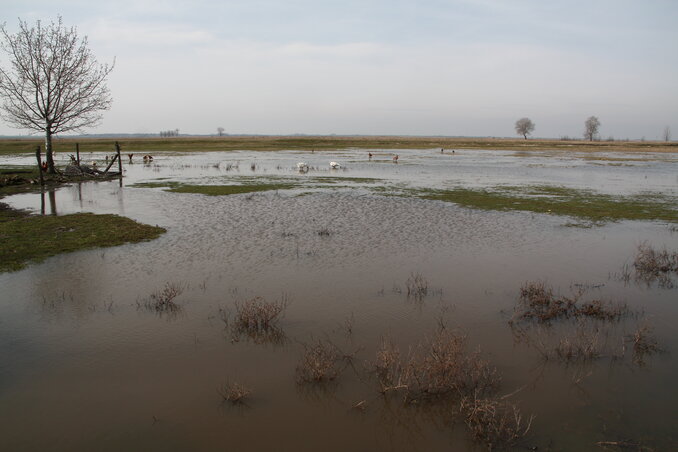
[0,17,114,173]
[662,126,671,142]
[584,116,600,141]
[217,127,225,137]
[515,117,535,139]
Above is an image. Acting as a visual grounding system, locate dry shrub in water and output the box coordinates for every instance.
[554,325,601,362]
[373,329,499,402]
[374,337,408,393]
[633,242,678,287]
[296,339,341,384]
[234,295,288,329]
[406,272,429,300]
[515,281,577,322]
[229,295,289,344]
[218,380,251,404]
[142,282,184,313]
[461,394,533,450]
[514,281,629,324]
[628,324,660,366]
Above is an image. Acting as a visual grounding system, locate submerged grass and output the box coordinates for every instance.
[131,181,298,195]
[0,209,166,272]
[415,185,677,224]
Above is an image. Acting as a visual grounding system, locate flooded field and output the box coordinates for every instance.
[1,147,677,451]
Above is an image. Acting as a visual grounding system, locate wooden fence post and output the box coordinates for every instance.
[76,143,80,165]
[115,142,123,174]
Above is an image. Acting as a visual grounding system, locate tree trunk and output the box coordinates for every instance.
[44,128,56,174]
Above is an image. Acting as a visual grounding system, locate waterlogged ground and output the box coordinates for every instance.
[1,148,677,451]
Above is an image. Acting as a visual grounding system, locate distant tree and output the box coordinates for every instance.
[217,127,225,137]
[584,116,600,141]
[515,117,535,139]
[663,126,671,142]
[0,17,114,173]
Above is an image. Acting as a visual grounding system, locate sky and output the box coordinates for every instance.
[0,0,677,139]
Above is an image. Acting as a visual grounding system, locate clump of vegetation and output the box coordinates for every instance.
[317,227,332,237]
[131,181,298,196]
[226,295,289,344]
[217,380,252,404]
[415,185,678,224]
[554,326,601,361]
[461,394,533,450]
[512,282,629,324]
[373,329,500,403]
[234,295,288,331]
[633,242,678,287]
[627,324,660,366]
[296,339,341,384]
[406,272,429,300]
[0,208,165,273]
[140,282,184,313]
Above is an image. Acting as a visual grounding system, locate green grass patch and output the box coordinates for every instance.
[415,185,678,224]
[131,181,298,195]
[0,210,166,272]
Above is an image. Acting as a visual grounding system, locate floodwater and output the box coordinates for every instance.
[1,148,677,451]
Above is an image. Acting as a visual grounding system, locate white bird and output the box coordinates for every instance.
[297,162,309,172]
[330,161,340,169]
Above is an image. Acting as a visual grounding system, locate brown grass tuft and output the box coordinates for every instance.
[140,282,184,313]
[217,380,251,404]
[461,394,533,450]
[228,295,289,344]
[513,281,629,324]
[633,242,678,287]
[296,339,341,384]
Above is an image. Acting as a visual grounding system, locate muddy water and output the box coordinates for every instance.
[1,148,677,451]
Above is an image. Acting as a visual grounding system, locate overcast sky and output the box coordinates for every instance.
[1,0,677,139]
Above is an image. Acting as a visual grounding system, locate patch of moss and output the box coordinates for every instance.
[0,211,166,273]
[415,185,677,224]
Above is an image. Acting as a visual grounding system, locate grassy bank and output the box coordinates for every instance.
[415,185,678,224]
[0,205,166,272]
[2,135,677,156]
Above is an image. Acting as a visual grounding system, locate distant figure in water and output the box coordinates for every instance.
[128,153,134,163]
[311,149,315,153]
[441,148,444,153]
[368,152,373,160]
[393,155,399,163]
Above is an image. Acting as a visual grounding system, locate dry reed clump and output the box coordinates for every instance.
[633,242,678,287]
[296,339,341,384]
[627,324,660,366]
[234,295,288,330]
[554,326,601,362]
[406,272,429,300]
[373,329,500,403]
[228,295,289,344]
[217,380,251,404]
[513,281,629,324]
[461,394,534,450]
[141,282,184,313]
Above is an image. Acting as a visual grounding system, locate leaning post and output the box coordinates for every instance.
[115,142,123,174]
[76,143,80,165]
[35,145,44,186]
